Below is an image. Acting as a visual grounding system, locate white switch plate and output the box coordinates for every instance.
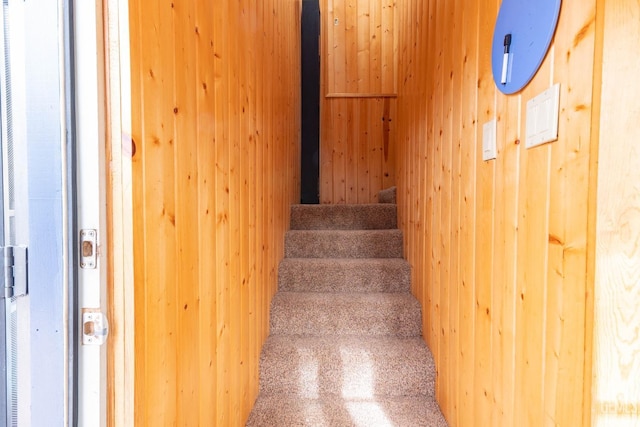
[525,83,560,148]
[482,118,497,161]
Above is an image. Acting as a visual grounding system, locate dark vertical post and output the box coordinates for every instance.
[300,0,320,204]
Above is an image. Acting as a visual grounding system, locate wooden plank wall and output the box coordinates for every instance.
[395,0,598,425]
[319,0,397,204]
[591,0,640,424]
[319,97,396,204]
[324,0,396,95]
[128,0,301,425]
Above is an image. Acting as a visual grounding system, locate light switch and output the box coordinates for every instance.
[526,83,560,148]
[482,118,497,161]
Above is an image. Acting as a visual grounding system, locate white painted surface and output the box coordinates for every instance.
[0,1,73,425]
[525,83,560,148]
[482,118,497,161]
[74,0,107,425]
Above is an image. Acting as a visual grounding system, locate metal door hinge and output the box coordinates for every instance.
[1,245,28,299]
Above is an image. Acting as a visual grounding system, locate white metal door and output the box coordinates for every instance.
[0,2,29,425]
[0,0,78,425]
[0,1,108,425]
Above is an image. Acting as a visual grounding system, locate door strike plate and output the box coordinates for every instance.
[80,229,97,269]
[82,310,109,345]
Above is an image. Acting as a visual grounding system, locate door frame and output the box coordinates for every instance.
[74,0,134,425]
[102,0,134,425]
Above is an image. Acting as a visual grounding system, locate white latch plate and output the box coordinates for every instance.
[82,310,108,346]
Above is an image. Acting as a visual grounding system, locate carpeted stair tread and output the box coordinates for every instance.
[290,204,398,230]
[278,258,411,293]
[248,201,448,426]
[285,229,403,259]
[378,186,397,204]
[258,335,436,397]
[270,292,421,337]
[246,394,447,427]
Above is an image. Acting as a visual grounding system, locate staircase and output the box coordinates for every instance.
[247,191,448,426]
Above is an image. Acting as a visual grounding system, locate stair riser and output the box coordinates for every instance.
[270,294,422,337]
[285,230,403,259]
[290,204,398,230]
[378,186,397,204]
[278,259,411,293]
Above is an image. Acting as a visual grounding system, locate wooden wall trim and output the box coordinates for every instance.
[104,0,134,425]
[326,93,398,98]
[583,0,606,424]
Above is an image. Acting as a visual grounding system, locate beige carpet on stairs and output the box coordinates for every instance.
[246,188,448,427]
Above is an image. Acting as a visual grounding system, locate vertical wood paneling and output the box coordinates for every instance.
[395,0,598,425]
[369,1,381,93]
[212,2,231,423]
[174,1,199,424]
[356,0,370,93]
[227,1,242,423]
[368,98,383,201]
[357,99,369,202]
[383,99,396,190]
[430,0,443,379]
[545,4,596,426]
[320,99,334,203]
[381,0,394,92]
[242,1,258,417]
[255,0,267,350]
[135,2,179,425]
[473,0,497,423]
[439,0,458,414]
[130,0,301,425]
[320,0,397,204]
[492,68,519,427]
[194,1,217,424]
[456,0,478,425]
[330,0,345,93]
[345,0,357,93]
[319,97,396,204]
[447,0,463,423]
[422,0,436,366]
[592,0,640,425]
[345,103,356,202]
[325,0,395,94]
